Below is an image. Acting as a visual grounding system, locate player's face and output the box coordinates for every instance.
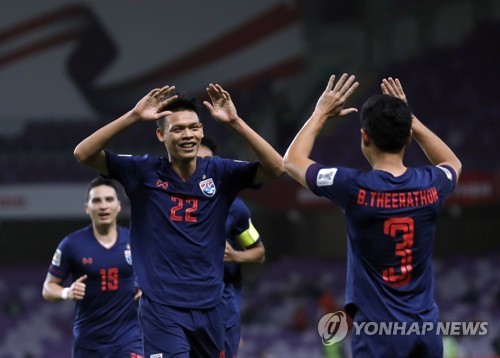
[85,185,121,226]
[157,110,203,162]
[197,144,213,159]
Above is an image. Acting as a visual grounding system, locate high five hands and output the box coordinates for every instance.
[314,73,359,119]
[204,83,239,124]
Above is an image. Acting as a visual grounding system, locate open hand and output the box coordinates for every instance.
[133,85,178,121]
[203,84,238,124]
[381,78,408,104]
[314,74,359,119]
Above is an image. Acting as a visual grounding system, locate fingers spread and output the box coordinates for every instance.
[325,75,336,93]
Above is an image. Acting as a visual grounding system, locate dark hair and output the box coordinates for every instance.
[200,136,218,155]
[85,176,121,202]
[156,92,202,129]
[360,94,412,153]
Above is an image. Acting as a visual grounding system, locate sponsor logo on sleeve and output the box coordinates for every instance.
[317,168,338,187]
[51,249,62,266]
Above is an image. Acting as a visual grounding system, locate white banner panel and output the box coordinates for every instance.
[0,184,89,218]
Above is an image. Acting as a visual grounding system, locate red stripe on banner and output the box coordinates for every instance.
[0,5,89,67]
[108,3,302,89]
[0,5,85,42]
[0,31,80,67]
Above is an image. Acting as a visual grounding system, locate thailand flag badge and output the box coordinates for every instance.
[199,178,216,197]
[124,247,132,265]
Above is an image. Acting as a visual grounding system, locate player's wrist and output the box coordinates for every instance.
[61,287,70,300]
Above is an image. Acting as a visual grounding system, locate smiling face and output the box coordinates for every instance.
[85,184,121,226]
[156,109,204,163]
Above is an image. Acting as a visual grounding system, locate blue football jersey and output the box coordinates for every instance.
[48,225,140,350]
[306,164,457,322]
[105,151,259,308]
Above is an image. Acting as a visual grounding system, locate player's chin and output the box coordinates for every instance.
[178,149,198,160]
[96,216,113,224]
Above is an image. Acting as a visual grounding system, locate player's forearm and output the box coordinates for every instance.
[230,245,265,264]
[227,117,285,179]
[411,115,462,177]
[42,282,65,301]
[74,110,140,167]
[284,113,326,186]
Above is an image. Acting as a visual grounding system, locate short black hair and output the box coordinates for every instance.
[360,94,412,153]
[85,176,121,202]
[156,92,202,129]
[200,136,218,155]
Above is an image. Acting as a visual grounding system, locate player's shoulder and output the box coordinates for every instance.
[117,225,131,239]
[413,165,455,181]
[61,225,93,247]
[111,151,165,166]
[67,225,92,238]
[309,164,361,185]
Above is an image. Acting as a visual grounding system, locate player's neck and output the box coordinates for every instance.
[93,222,118,248]
[370,153,407,177]
[170,157,197,181]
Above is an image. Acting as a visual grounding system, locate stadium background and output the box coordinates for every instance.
[0,0,499,356]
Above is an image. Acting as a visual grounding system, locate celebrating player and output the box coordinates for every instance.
[73,84,283,357]
[284,74,461,357]
[42,177,143,358]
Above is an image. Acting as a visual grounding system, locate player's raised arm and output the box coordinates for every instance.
[284,74,359,188]
[74,85,178,176]
[381,78,462,180]
[203,83,284,184]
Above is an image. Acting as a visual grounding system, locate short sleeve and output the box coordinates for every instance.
[48,237,72,280]
[105,150,144,191]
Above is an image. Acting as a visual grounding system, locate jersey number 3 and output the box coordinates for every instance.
[382,217,414,288]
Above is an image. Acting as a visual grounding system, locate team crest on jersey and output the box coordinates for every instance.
[199,178,216,197]
[124,248,132,265]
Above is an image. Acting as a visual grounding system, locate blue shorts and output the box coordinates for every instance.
[351,308,443,358]
[139,294,226,358]
[223,285,242,358]
[73,340,143,358]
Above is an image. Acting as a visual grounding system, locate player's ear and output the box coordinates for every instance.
[156,127,165,142]
[361,128,370,147]
[405,129,413,146]
[84,202,90,215]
